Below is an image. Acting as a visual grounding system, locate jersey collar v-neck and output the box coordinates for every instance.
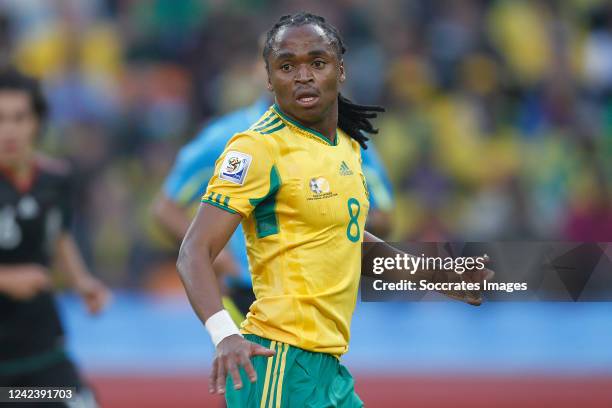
[272,104,338,147]
[0,163,39,194]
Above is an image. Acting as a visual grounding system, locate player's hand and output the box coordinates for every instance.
[0,265,51,300]
[210,334,276,394]
[431,256,495,306]
[75,276,111,314]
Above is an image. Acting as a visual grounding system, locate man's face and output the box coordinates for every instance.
[266,24,345,126]
[0,91,38,166]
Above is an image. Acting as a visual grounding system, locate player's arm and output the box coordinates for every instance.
[362,231,493,305]
[177,203,239,325]
[365,209,393,239]
[362,231,432,281]
[152,192,238,280]
[152,192,192,239]
[55,232,111,314]
[0,264,51,300]
[153,134,240,279]
[177,203,275,395]
[153,124,218,241]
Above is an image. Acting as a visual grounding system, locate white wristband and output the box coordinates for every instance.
[205,309,242,347]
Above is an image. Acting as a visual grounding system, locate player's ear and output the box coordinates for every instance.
[266,64,274,92]
[266,68,274,92]
[339,60,346,83]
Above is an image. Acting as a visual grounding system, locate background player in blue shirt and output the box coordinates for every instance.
[153,95,394,322]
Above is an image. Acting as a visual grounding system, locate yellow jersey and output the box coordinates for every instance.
[203,104,369,356]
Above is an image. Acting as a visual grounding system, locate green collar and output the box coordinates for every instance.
[272,104,338,146]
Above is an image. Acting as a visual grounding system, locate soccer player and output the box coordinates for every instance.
[177,13,489,407]
[153,96,270,319]
[0,69,109,407]
[154,75,394,323]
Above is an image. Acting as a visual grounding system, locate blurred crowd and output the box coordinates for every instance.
[0,0,610,287]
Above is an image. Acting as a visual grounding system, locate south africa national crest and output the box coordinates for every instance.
[219,151,252,185]
[309,177,330,194]
[307,177,337,200]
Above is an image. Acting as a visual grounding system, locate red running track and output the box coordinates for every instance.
[89,374,612,407]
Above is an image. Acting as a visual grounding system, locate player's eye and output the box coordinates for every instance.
[280,64,293,72]
[312,60,326,69]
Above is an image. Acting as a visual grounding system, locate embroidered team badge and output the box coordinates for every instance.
[307,177,338,201]
[309,177,330,194]
[219,151,252,185]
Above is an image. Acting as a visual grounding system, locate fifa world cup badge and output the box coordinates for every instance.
[219,151,252,185]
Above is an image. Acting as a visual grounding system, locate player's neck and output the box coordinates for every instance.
[300,106,338,144]
[275,102,339,144]
[0,153,36,191]
[310,115,337,144]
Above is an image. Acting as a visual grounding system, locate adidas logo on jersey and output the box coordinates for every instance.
[339,161,353,176]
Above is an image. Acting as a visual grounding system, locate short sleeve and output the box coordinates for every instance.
[202,133,274,218]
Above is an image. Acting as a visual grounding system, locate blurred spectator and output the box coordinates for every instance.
[0,0,608,287]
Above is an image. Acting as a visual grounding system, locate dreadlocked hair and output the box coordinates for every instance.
[263,12,384,149]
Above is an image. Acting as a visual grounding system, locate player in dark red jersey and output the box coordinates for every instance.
[0,69,110,407]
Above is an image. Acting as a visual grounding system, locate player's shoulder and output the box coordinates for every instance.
[339,129,363,158]
[223,106,286,151]
[35,153,72,178]
[34,153,75,192]
[245,105,287,136]
[189,112,248,148]
[361,140,385,168]
[206,107,252,135]
[187,103,261,148]
[175,106,259,163]
[225,128,276,158]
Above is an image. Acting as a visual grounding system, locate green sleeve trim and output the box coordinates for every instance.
[202,197,238,214]
[249,165,281,238]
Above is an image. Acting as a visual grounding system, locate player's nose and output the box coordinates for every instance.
[294,64,314,83]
